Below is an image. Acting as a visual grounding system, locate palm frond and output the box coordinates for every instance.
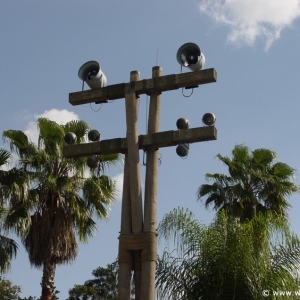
[62,120,90,144]
[37,118,65,154]
[0,235,18,274]
[157,207,204,254]
[3,130,37,159]
[82,175,116,219]
[156,209,300,300]
[0,149,10,168]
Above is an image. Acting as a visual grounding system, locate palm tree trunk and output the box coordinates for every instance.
[41,260,56,300]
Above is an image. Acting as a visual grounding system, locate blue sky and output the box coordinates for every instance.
[1,1,300,298]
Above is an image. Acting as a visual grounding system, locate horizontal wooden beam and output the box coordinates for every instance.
[69,68,217,106]
[63,126,217,158]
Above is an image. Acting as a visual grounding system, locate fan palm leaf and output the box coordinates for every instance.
[198,145,298,222]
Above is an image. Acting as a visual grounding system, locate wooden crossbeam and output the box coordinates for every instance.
[63,126,217,158]
[69,68,217,106]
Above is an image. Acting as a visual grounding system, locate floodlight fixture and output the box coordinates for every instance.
[78,61,107,89]
[176,117,190,130]
[88,129,101,142]
[176,43,205,71]
[176,143,189,158]
[64,132,77,145]
[202,113,216,126]
[87,156,99,169]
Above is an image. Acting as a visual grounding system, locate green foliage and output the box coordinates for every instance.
[1,118,120,299]
[0,276,22,299]
[198,144,298,222]
[0,149,10,167]
[0,235,18,274]
[67,261,135,300]
[0,148,19,274]
[156,208,300,300]
[67,262,118,300]
[21,288,59,300]
[154,145,300,299]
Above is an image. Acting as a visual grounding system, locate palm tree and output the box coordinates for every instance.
[1,118,120,300]
[156,207,300,300]
[197,145,298,222]
[0,148,18,274]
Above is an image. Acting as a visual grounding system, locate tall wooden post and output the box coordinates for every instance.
[118,71,143,300]
[141,66,162,299]
[118,156,132,299]
[125,71,143,234]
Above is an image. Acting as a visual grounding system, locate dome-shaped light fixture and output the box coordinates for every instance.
[176,144,189,158]
[202,113,216,126]
[176,118,190,130]
[87,156,99,169]
[88,129,101,142]
[64,132,77,145]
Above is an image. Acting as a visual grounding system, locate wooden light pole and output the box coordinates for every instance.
[140,66,162,300]
[64,66,217,300]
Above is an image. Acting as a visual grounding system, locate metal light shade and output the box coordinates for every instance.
[87,156,99,169]
[78,61,107,89]
[176,43,205,71]
[202,113,216,126]
[176,144,189,158]
[88,129,101,142]
[176,118,190,130]
[64,132,77,145]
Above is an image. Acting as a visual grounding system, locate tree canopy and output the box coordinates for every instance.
[0,276,22,299]
[156,208,300,300]
[198,144,298,222]
[67,260,135,300]
[68,261,118,300]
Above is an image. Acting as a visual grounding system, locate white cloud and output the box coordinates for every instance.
[24,109,79,143]
[111,171,146,204]
[199,0,300,50]
[112,172,124,201]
